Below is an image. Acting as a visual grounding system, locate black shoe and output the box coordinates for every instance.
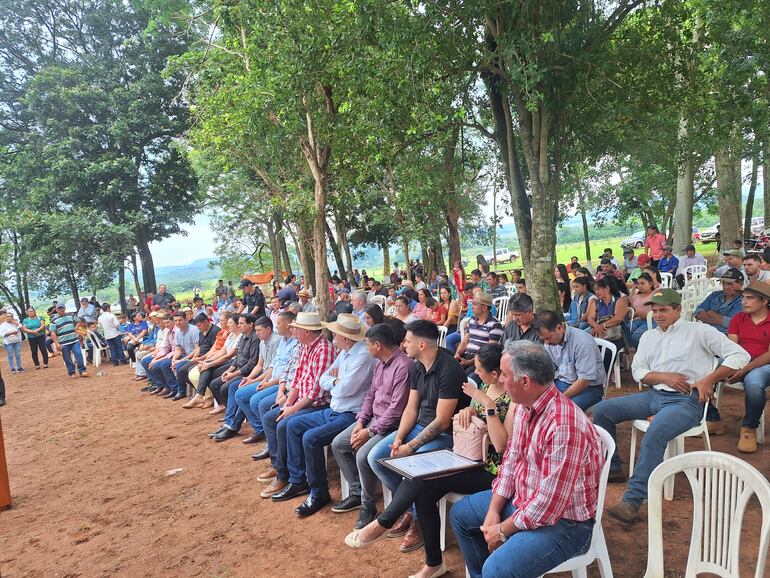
[0,399,5,407]
[271,481,310,502]
[212,427,238,442]
[153,387,170,396]
[163,390,177,399]
[296,492,331,517]
[208,426,228,438]
[242,432,264,445]
[331,495,362,513]
[354,506,378,530]
[608,469,628,484]
[172,392,186,401]
[251,447,271,460]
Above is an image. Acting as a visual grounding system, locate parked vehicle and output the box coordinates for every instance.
[621,231,646,250]
[484,247,518,264]
[691,226,700,241]
[750,217,764,236]
[700,223,720,243]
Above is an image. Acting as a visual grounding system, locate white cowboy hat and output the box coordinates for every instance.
[322,313,367,341]
[290,311,324,330]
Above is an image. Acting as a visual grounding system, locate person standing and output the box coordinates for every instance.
[49,304,88,378]
[98,303,128,366]
[0,313,23,374]
[644,225,667,267]
[21,307,49,369]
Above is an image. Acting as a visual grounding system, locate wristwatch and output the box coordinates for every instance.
[486,407,497,417]
[497,524,507,543]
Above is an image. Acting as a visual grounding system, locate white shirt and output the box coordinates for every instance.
[98,312,121,340]
[632,318,750,392]
[0,321,22,345]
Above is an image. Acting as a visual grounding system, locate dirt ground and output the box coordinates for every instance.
[0,347,768,578]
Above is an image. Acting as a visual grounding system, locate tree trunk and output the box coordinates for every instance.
[580,202,592,271]
[129,253,143,299]
[672,147,695,254]
[118,266,127,315]
[335,210,353,274]
[382,243,390,280]
[267,216,282,280]
[401,235,411,281]
[443,123,462,268]
[292,219,316,294]
[445,195,462,268]
[420,239,431,277]
[66,265,80,305]
[135,235,157,293]
[744,150,759,240]
[763,140,770,226]
[22,271,30,310]
[325,220,346,278]
[279,231,292,277]
[433,235,447,275]
[716,147,743,249]
[312,184,330,319]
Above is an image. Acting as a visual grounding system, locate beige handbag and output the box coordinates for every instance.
[452,414,489,462]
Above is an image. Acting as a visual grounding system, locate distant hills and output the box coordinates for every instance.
[154,258,221,285]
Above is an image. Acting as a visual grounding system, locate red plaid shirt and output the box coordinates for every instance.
[492,384,603,531]
[290,334,336,407]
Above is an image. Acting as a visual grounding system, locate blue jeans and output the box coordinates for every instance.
[368,424,453,497]
[61,341,86,375]
[4,341,22,370]
[554,379,603,412]
[222,377,246,431]
[261,401,325,481]
[147,358,175,387]
[445,331,461,353]
[236,384,278,434]
[106,335,126,365]
[593,388,703,506]
[286,408,356,496]
[450,490,594,578]
[742,365,770,429]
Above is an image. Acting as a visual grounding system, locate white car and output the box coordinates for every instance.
[485,248,518,264]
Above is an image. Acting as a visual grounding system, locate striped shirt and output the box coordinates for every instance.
[492,384,603,531]
[49,314,79,345]
[463,315,504,358]
[291,335,336,407]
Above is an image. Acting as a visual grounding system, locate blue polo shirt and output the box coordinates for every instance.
[694,290,743,333]
[658,255,679,274]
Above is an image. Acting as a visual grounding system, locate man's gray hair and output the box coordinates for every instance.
[352,291,367,304]
[503,340,555,386]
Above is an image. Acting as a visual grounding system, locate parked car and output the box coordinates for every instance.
[691,225,700,241]
[621,231,646,250]
[700,223,720,243]
[484,247,518,264]
[750,217,764,236]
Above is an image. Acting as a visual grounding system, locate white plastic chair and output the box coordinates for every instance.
[644,451,770,578]
[87,330,110,367]
[493,296,509,322]
[682,264,707,282]
[540,426,615,578]
[714,381,765,444]
[385,305,397,317]
[458,316,469,337]
[438,492,467,551]
[660,272,673,288]
[594,338,618,392]
[437,325,448,348]
[629,400,712,501]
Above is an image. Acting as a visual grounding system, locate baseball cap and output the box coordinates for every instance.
[645,288,682,306]
[623,249,634,255]
[723,250,742,257]
[684,244,696,252]
[55,303,65,310]
[720,268,744,283]
[239,279,254,288]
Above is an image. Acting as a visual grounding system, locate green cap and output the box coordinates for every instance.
[645,288,682,306]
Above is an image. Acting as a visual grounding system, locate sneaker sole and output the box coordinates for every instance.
[257,475,276,483]
[331,504,362,514]
[399,539,424,553]
[260,488,285,498]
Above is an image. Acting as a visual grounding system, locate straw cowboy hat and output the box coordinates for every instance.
[473,292,494,307]
[297,289,312,299]
[290,311,324,331]
[322,313,368,341]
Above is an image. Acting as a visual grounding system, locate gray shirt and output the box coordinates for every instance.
[259,331,282,368]
[543,325,605,387]
[174,325,200,356]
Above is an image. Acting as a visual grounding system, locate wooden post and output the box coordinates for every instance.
[0,413,10,510]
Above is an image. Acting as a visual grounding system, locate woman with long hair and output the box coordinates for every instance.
[438,285,459,334]
[555,264,570,285]
[21,307,48,369]
[568,277,594,329]
[587,276,630,349]
[363,303,385,327]
[629,273,655,347]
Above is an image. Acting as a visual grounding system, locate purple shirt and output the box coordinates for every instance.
[356,348,412,435]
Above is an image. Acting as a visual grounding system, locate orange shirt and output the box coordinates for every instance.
[645,233,667,260]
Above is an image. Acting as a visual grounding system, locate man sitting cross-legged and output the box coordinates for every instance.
[450,340,603,578]
[280,314,377,517]
[211,315,279,441]
[594,288,749,524]
[330,322,412,529]
[367,319,466,553]
[233,311,299,451]
[258,312,336,500]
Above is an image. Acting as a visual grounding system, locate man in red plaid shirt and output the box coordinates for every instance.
[260,312,336,500]
[450,340,603,578]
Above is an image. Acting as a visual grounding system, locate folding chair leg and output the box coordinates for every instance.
[613,361,622,390]
[94,348,101,368]
[758,411,766,444]
[663,440,677,501]
[438,497,447,552]
[629,427,638,477]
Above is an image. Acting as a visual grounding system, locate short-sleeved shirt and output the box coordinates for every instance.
[727,312,770,359]
[487,284,508,300]
[198,325,221,357]
[502,322,542,346]
[464,315,504,358]
[22,317,45,334]
[175,325,200,355]
[152,292,176,307]
[49,313,80,345]
[410,348,466,426]
[658,255,679,273]
[243,289,266,318]
[543,325,605,387]
[0,321,22,345]
[125,320,148,337]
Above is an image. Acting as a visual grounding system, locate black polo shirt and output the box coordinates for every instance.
[198,324,221,356]
[410,347,466,426]
[502,322,543,346]
[243,288,266,318]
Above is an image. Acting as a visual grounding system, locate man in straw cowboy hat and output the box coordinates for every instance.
[454,291,504,375]
[298,289,317,313]
[278,314,377,518]
[259,311,336,500]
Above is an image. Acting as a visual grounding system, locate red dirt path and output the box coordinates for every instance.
[0,347,767,577]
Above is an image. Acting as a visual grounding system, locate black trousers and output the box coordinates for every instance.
[202,365,230,399]
[27,335,48,367]
[126,341,139,362]
[378,467,496,567]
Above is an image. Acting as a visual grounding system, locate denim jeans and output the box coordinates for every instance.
[261,401,325,481]
[445,331,461,353]
[285,408,356,496]
[222,377,246,431]
[60,341,86,375]
[4,341,22,371]
[554,379,604,412]
[629,319,648,348]
[368,424,453,497]
[147,358,175,387]
[593,388,703,506]
[237,384,278,434]
[742,365,770,429]
[106,335,126,365]
[450,490,594,578]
